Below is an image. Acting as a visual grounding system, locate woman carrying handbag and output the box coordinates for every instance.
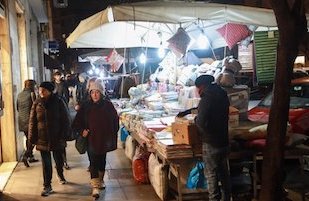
[72,79,119,198]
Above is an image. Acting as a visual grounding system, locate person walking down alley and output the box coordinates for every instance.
[53,71,69,103]
[177,75,231,201]
[72,80,119,198]
[53,71,71,169]
[28,82,71,197]
[75,73,88,111]
[17,79,39,167]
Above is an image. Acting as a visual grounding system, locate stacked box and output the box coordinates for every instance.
[225,85,250,120]
[171,119,202,154]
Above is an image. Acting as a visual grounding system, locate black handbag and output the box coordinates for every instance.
[75,134,88,154]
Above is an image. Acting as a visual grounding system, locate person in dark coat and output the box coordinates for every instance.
[75,73,88,110]
[72,79,119,198]
[53,71,70,103]
[28,81,71,197]
[53,71,71,169]
[17,79,39,167]
[177,75,231,201]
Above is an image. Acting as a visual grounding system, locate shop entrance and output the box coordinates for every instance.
[0,43,2,164]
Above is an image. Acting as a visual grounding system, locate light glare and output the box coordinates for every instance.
[197,34,209,49]
[139,53,147,64]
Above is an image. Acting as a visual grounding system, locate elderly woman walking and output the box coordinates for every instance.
[28,82,71,196]
[72,79,119,198]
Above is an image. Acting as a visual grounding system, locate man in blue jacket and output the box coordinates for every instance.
[177,75,231,201]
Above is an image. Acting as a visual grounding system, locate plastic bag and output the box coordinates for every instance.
[132,146,150,184]
[120,126,129,142]
[186,161,207,189]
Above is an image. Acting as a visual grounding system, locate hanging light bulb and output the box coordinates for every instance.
[94,68,100,75]
[139,52,147,64]
[158,45,165,58]
[88,69,94,75]
[197,33,209,49]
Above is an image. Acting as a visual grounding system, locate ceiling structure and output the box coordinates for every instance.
[52,0,273,42]
[50,0,308,71]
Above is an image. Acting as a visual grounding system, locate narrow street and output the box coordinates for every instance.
[1,142,161,201]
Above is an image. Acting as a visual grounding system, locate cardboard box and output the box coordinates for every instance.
[172,122,202,155]
[229,106,239,127]
[171,122,200,145]
[225,85,250,120]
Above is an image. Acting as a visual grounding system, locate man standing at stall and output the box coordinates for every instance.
[177,75,231,201]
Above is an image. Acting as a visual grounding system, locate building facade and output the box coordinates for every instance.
[0,0,49,165]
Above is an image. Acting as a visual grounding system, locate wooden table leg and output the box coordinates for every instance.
[176,164,182,201]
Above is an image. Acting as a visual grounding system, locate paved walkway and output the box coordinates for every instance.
[1,141,161,201]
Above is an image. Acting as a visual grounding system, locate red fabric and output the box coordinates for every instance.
[244,139,266,151]
[106,49,124,72]
[216,23,252,49]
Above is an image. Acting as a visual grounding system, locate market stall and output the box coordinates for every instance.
[67,1,309,200]
[116,102,309,200]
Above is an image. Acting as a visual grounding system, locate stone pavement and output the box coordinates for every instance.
[1,141,161,201]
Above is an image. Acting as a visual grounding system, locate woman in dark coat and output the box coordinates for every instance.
[72,79,119,199]
[28,82,71,197]
[17,79,38,167]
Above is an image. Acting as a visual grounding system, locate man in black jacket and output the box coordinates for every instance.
[177,75,231,201]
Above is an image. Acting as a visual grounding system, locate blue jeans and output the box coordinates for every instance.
[87,147,107,179]
[202,143,231,201]
[40,150,64,188]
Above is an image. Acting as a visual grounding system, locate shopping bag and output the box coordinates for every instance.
[120,126,129,142]
[75,134,88,154]
[186,161,207,189]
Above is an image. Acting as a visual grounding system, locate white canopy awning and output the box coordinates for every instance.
[66,1,309,49]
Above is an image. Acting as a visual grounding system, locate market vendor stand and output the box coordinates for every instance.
[119,115,309,201]
[252,148,309,201]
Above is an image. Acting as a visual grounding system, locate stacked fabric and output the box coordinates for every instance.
[153,131,173,140]
[120,111,141,132]
[139,109,165,119]
[137,119,167,139]
[144,93,162,103]
[178,86,200,109]
[177,65,199,86]
[155,139,193,159]
[163,102,185,115]
[160,91,179,102]
[147,101,164,110]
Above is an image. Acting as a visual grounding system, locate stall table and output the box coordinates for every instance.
[123,120,309,201]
